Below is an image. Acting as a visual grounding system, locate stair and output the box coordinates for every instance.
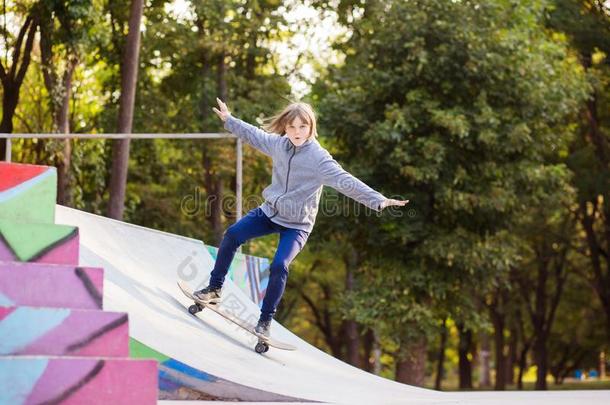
[0,218,79,265]
[0,263,103,309]
[0,306,129,357]
[0,162,158,404]
[0,356,157,404]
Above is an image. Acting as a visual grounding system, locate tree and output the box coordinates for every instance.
[108,0,144,220]
[1,2,38,159]
[512,202,577,389]
[548,0,610,342]
[312,0,589,385]
[38,0,94,204]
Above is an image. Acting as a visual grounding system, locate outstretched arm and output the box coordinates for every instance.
[318,153,409,211]
[212,98,279,156]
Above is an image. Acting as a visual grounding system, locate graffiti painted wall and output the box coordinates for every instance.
[206,246,270,307]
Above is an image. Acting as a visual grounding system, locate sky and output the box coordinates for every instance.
[267,0,347,98]
[166,0,346,99]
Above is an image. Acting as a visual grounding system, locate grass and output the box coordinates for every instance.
[430,378,610,391]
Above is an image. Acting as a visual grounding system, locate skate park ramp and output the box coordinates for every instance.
[55,205,455,404]
[55,206,610,405]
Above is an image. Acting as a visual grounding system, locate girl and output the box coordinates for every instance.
[194,98,409,338]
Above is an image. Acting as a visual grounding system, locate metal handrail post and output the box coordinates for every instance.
[5,139,11,162]
[236,138,243,221]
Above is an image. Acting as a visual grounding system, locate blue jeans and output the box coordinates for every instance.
[209,207,309,322]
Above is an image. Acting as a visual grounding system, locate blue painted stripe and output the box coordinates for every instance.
[158,375,182,392]
[0,307,71,354]
[162,359,217,382]
[0,292,14,307]
[0,358,48,404]
[0,168,54,203]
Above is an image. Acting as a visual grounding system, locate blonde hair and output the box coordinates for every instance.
[262,102,318,138]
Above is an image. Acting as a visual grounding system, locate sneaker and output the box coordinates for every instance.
[193,285,222,304]
[254,319,272,338]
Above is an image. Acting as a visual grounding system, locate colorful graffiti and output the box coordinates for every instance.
[130,338,302,401]
[206,246,270,307]
[0,162,158,404]
[0,263,103,309]
[0,307,128,357]
[0,162,57,224]
[0,357,157,405]
[0,219,79,265]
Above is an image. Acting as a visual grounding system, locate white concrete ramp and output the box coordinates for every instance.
[55,206,610,405]
[55,206,456,404]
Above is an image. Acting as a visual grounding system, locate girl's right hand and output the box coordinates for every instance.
[212,97,231,122]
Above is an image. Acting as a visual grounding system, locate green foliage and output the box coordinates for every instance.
[4,0,608,383]
[312,0,589,354]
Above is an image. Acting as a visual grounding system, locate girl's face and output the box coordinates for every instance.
[285,116,311,147]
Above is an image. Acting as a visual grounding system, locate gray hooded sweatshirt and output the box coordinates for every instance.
[225,115,387,233]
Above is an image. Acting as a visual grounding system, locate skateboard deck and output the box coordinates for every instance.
[177,280,296,353]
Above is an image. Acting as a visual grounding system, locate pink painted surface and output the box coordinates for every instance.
[0,263,103,309]
[0,234,79,265]
[0,241,16,261]
[0,306,15,321]
[25,358,96,404]
[34,233,79,265]
[70,321,129,357]
[26,358,158,405]
[16,309,129,357]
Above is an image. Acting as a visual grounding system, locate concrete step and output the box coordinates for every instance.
[0,306,129,357]
[0,356,157,405]
[0,218,79,265]
[0,262,103,309]
[0,162,57,224]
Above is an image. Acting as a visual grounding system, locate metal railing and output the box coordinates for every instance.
[2,133,244,220]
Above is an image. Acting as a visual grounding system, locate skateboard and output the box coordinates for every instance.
[177,280,296,353]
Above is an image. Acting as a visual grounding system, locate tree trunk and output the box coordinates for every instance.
[372,328,382,375]
[517,344,528,390]
[344,246,362,368]
[202,145,224,245]
[506,323,518,386]
[363,328,374,373]
[298,268,344,360]
[55,60,77,205]
[40,16,78,205]
[457,323,473,389]
[532,253,549,391]
[533,241,568,390]
[0,81,18,158]
[434,318,447,390]
[0,15,38,159]
[479,332,491,388]
[108,0,144,220]
[579,198,610,340]
[516,307,531,391]
[533,332,548,390]
[395,336,427,386]
[490,291,507,390]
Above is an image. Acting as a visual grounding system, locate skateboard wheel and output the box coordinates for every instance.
[188,304,200,315]
[255,342,268,354]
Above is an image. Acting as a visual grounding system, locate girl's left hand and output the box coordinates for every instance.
[381,198,410,209]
